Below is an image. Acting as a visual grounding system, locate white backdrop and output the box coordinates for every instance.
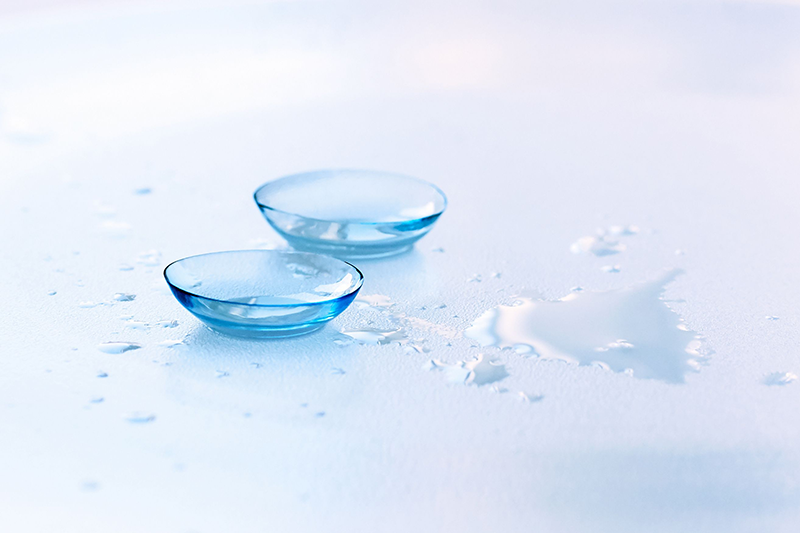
[1,1,799,532]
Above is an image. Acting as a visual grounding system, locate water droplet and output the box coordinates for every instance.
[519,391,544,403]
[47,290,57,296]
[119,264,134,271]
[490,272,502,279]
[431,247,445,253]
[78,301,102,309]
[467,274,483,283]
[607,225,639,236]
[125,321,149,330]
[340,327,408,345]
[513,344,535,355]
[765,316,780,321]
[570,236,625,256]
[331,367,346,375]
[434,303,447,309]
[426,354,509,386]
[764,372,797,386]
[570,286,584,293]
[489,385,508,393]
[216,370,230,378]
[404,341,431,354]
[89,397,104,403]
[464,269,706,383]
[601,265,621,273]
[315,412,326,418]
[155,320,179,328]
[251,362,263,369]
[112,293,136,302]
[97,372,109,378]
[158,340,185,348]
[136,250,161,266]
[355,294,394,309]
[133,187,152,195]
[81,480,100,492]
[97,342,141,354]
[126,412,156,423]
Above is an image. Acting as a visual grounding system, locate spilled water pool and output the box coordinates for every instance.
[465,269,708,383]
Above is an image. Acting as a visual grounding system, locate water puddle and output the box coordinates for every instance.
[424,354,509,386]
[464,269,708,383]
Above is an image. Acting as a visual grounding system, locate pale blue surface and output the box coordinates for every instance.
[1,1,799,532]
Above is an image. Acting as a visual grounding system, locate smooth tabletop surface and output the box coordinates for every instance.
[1,1,799,532]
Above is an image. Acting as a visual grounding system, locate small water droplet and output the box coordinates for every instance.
[490,272,502,279]
[155,320,179,328]
[125,321,149,330]
[47,290,57,296]
[765,316,780,321]
[467,274,483,283]
[570,286,584,293]
[404,341,431,354]
[764,372,797,386]
[519,392,544,403]
[112,293,136,302]
[489,385,508,393]
[133,187,152,195]
[601,265,621,273]
[340,327,408,345]
[136,250,161,266]
[331,367,346,375]
[78,301,102,309]
[426,354,509,386]
[119,264,134,271]
[570,236,625,256]
[607,225,639,236]
[435,303,447,309]
[216,370,230,378]
[158,340,185,348]
[251,362,263,369]
[315,412,326,418]
[675,249,687,256]
[431,247,445,253]
[97,342,141,354]
[97,372,109,378]
[126,412,156,423]
[89,397,104,403]
[81,480,100,492]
